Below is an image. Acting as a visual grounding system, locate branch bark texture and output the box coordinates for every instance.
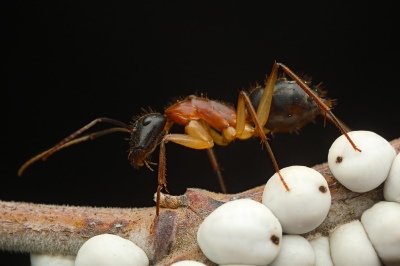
[1,137,400,265]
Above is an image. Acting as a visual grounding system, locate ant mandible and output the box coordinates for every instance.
[18,62,361,216]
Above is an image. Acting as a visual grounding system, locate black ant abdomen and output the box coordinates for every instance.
[249,79,333,134]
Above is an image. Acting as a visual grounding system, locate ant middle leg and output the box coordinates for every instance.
[206,148,227,194]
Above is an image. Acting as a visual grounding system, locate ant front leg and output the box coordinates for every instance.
[156,140,167,217]
[236,63,290,191]
[155,120,215,216]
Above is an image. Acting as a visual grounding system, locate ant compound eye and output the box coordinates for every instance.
[141,114,165,127]
[142,116,153,126]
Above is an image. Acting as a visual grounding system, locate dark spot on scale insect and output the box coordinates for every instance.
[336,156,343,163]
[270,235,280,245]
[319,185,328,193]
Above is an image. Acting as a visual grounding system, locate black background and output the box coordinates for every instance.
[4,1,400,265]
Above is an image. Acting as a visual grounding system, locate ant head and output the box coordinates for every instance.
[128,113,166,169]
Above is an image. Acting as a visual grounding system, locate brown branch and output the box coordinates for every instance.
[1,137,400,265]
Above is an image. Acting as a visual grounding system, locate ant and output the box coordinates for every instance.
[18,62,361,216]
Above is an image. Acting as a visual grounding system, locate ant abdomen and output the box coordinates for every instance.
[249,79,333,133]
